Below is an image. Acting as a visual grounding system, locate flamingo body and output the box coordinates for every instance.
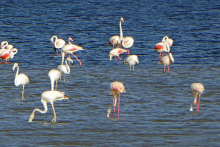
[50,36,65,55]
[158,53,174,72]
[12,63,29,100]
[109,48,127,60]
[190,83,204,112]
[48,69,61,91]
[154,36,173,57]
[107,81,125,118]
[109,35,120,48]
[124,55,139,71]
[28,90,68,123]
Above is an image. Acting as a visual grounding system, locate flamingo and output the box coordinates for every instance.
[107,81,125,118]
[57,57,73,81]
[28,90,68,123]
[48,69,61,91]
[61,40,84,66]
[158,53,174,72]
[12,63,29,100]
[124,55,139,71]
[154,36,173,57]
[0,48,18,64]
[119,17,134,54]
[108,17,124,48]
[50,35,65,55]
[190,83,204,112]
[109,48,127,60]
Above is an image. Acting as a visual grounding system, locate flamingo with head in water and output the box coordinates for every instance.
[28,90,68,123]
[48,69,61,91]
[158,52,174,72]
[190,83,204,112]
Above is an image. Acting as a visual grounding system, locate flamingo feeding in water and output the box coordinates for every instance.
[109,48,127,61]
[190,83,204,112]
[108,17,124,48]
[48,69,61,91]
[119,17,134,54]
[12,63,29,100]
[61,39,84,66]
[28,90,69,123]
[57,57,73,81]
[50,35,65,56]
[124,55,139,71]
[158,53,174,72]
[107,81,125,118]
[154,36,173,57]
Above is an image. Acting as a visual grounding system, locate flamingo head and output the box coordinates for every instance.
[12,62,19,71]
[168,52,174,63]
[107,104,112,118]
[1,41,8,49]
[121,17,124,23]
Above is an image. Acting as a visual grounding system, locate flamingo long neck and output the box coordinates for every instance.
[28,100,48,122]
[61,52,65,65]
[65,59,70,74]
[14,66,19,83]
[119,19,123,40]
[54,36,58,47]
[51,78,55,91]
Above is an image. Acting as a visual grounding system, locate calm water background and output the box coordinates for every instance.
[0,0,220,146]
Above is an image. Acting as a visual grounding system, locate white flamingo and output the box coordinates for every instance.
[190,83,204,112]
[50,35,65,55]
[28,90,68,123]
[57,57,73,81]
[108,17,124,48]
[119,17,134,54]
[12,63,29,100]
[109,48,127,60]
[158,53,174,72]
[124,55,139,71]
[48,69,61,91]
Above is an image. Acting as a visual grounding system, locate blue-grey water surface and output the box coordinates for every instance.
[0,0,220,146]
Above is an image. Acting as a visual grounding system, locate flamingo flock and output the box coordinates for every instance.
[0,17,205,123]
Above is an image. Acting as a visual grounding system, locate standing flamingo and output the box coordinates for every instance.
[108,17,124,48]
[61,41,84,66]
[0,48,18,64]
[12,63,29,100]
[124,55,139,71]
[154,36,173,57]
[57,57,73,81]
[107,81,125,118]
[158,53,174,72]
[109,48,127,60]
[48,69,61,91]
[50,35,65,56]
[119,17,134,54]
[28,90,68,123]
[190,83,204,112]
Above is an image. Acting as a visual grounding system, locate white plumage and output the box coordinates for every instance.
[124,55,139,71]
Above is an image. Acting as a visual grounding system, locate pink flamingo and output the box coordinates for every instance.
[108,17,124,48]
[107,81,125,118]
[61,39,84,66]
[154,36,173,57]
[50,36,65,55]
[158,53,174,72]
[0,47,18,64]
[190,83,204,112]
[119,17,134,54]
[109,48,127,61]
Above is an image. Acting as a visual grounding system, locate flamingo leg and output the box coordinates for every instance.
[111,95,115,118]
[164,65,166,72]
[168,65,170,72]
[118,93,120,118]
[197,95,201,112]
[55,80,58,91]
[128,49,130,54]
[71,53,81,66]
[115,56,117,61]
[162,52,164,57]
[159,52,161,58]
[51,103,57,123]
[21,85,25,100]
[118,56,122,60]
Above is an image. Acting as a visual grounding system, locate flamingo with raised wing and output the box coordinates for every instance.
[28,90,68,123]
[190,83,204,112]
[154,36,173,57]
[12,63,29,100]
[107,81,125,118]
